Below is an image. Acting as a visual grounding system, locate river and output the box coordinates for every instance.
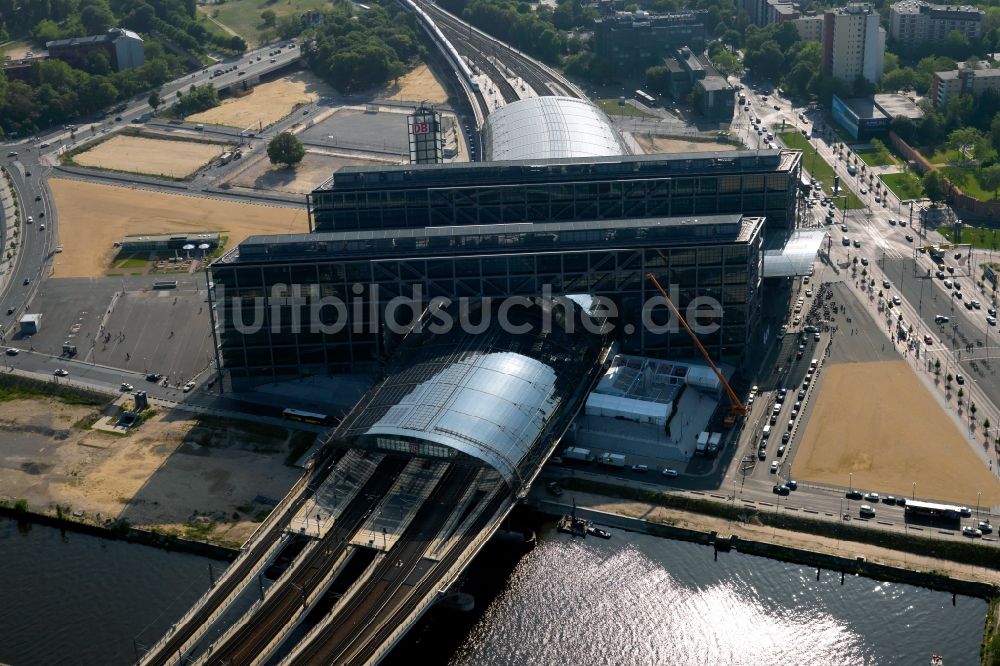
[0,518,987,665]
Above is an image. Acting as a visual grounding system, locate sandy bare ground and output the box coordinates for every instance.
[380,64,449,104]
[72,134,227,179]
[562,490,1000,586]
[635,135,737,154]
[230,151,391,195]
[0,398,303,547]
[794,360,1000,506]
[49,178,307,278]
[187,72,332,129]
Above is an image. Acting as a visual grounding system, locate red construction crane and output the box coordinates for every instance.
[645,272,748,426]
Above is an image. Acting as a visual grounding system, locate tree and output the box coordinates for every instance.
[978,164,1000,200]
[260,9,276,27]
[947,372,954,387]
[991,111,1000,154]
[947,127,985,163]
[935,359,941,375]
[971,401,977,420]
[922,170,949,204]
[645,66,671,97]
[710,51,743,78]
[81,3,115,34]
[148,90,162,111]
[958,387,965,404]
[267,132,305,166]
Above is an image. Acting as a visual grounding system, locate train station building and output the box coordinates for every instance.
[208,97,805,389]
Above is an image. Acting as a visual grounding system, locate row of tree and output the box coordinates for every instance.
[0,0,245,136]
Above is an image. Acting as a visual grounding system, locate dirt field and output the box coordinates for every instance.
[0,398,305,547]
[793,360,1000,506]
[380,64,449,104]
[72,134,227,179]
[186,72,331,128]
[49,178,306,278]
[230,151,393,195]
[634,135,737,154]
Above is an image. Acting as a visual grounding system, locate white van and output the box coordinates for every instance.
[762,425,772,439]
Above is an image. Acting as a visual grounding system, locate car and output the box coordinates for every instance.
[797,389,806,400]
[770,461,779,473]
[905,234,913,242]
[882,279,891,289]
[6,151,17,157]
[892,296,901,306]
[936,271,946,279]
[924,334,934,345]
[888,218,897,226]
[238,71,246,76]
[864,491,880,502]
[120,382,133,392]
[773,484,790,495]
[770,414,778,425]
[38,211,44,217]
[841,224,849,232]
[859,504,876,518]
[989,316,997,326]
[846,490,863,500]
[784,479,798,491]
[145,373,162,381]
[934,315,949,324]
[963,526,983,538]
[989,307,997,317]
[39,142,49,148]
[773,104,780,110]
[965,300,975,310]
[882,495,896,504]
[978,521,993,534]
[956,374,965,385]
[270,58,277,63]
[183,381,196,392]
[895,497,907,506]
[632,464,649,472]
[960,506,972,517]
[53,369,68,377]
[874,195,881,203]
[38,223,44,230]
[26,216,32,224]
[947,265,955,274]
[661,467,678,477]
[813,331,821,342]
[842,236,850,246]
[804,325,818,333]
[860,257,869,266]
[955,291,963,300]
[758,448,767,460]
[853,240,861,248]
[860,187,867,194]
[778,387,787,400]
[5,348,18,356]
[777,444,786,457]
[973,300,982,310]
[22,278,30,286]
[781,432,790,445]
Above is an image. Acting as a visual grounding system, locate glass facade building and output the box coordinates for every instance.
[307,151,801,233]
[209,214,764,388]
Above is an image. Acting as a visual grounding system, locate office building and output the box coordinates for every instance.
[830,93,922,139]
[889,1,983,50]
[662,47,734,120]
[46,27,144,72]
[209,98,804,389]
[593,10,708,68]
[821,4,885,84]
[739,0,800,27]
[932,62,1000,107]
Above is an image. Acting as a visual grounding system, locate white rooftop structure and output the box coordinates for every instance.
[482,96,628,162]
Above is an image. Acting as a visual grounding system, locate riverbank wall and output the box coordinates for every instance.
[0,506,238,562]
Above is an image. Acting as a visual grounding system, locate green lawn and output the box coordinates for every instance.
[113,256,149,270]
[925,147,962,165]
[939,165,997,202]
[938,225,1000,250]
[856,147,896,167]
[594,98,656,119]
[205,0,332,46]
[880,172,924,201]
[779,131,864,210]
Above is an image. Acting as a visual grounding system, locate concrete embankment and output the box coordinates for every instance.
[0,507,238,562]
[528,497,1000,600]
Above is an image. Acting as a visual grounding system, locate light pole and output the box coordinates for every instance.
[912,481,916,500]
[977,491,981,518]
[849,472,853,494]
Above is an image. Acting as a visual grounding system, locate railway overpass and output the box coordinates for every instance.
[139,297,612,665]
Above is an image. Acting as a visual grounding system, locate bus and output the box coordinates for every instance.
[153,280,178,290]
[282,408,331,425]
[904,499,964,522]
[635,90,657,107]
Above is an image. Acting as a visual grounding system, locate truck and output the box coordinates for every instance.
[561,446,593,463]
[695,431,710,455]
[707,432,723,456]
[598,452,627,468]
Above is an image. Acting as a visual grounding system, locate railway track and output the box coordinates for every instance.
[419,0,574,102]
[141,449,341,666]
[203,455,410,666]
[287,464,482,665]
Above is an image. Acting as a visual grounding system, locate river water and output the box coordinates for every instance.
[0,518,987,665]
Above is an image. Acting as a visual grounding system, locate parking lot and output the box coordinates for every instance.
[13,276,213,385]
[298,108,409,155]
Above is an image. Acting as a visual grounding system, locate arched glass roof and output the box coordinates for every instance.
[483,96,627,162]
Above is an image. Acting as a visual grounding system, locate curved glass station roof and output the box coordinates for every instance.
[333,299,609,490]
[483,96,628,162]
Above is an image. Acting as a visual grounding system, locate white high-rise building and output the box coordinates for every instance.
[822,4,885,84]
